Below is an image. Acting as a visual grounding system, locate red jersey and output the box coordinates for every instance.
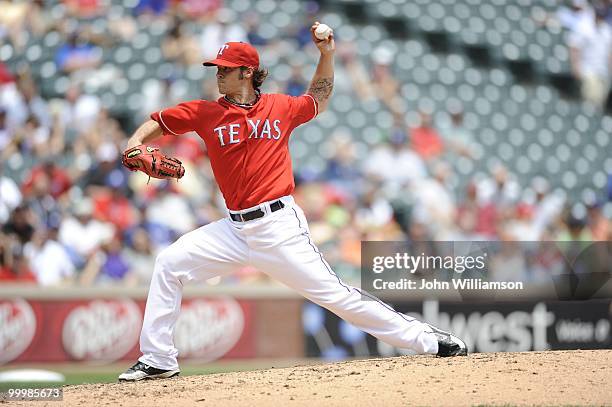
[151,94,318,210]
[411,126,444,159]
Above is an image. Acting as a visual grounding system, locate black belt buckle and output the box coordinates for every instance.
[231,200,285,222]
[242,208,264,221]
[270,200,284,212]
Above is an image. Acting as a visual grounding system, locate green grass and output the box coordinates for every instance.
[0,359,314,392]
[0,368,220,392]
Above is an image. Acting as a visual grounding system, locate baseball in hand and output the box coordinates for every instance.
[314,23,332,40]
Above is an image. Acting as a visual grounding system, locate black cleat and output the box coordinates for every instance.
[118,361,180,382]
[426,324,468,357]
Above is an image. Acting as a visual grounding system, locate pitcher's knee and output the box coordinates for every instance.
[306,287,356,309]
[155,243,185,272]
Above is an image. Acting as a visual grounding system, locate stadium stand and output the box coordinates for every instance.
[0,0,610,286]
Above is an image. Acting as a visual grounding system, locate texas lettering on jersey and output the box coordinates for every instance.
[214,119,282,146]
[150,93,318,210]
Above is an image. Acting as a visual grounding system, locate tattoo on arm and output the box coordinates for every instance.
[307,77,334,103]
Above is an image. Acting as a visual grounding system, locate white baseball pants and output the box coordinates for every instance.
[138,195,438,369]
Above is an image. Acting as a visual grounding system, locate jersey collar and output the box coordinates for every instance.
[219,91,263,110]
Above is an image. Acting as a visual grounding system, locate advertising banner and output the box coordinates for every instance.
[0,298,255,365]
[304,299,612,358]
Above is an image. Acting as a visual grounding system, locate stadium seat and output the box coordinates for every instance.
[4,0,608,210]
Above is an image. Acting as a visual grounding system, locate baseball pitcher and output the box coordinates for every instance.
[119,22,467,381]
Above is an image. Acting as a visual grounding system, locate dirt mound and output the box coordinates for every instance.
[42,350,612,406]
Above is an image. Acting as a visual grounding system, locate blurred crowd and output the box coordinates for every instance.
[533,0,612,108]
[0,0,610,286]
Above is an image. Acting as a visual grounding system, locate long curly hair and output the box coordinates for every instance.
[241,67,268,91]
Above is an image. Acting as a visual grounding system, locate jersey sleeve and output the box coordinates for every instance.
[289,94,318,127]
[150,101,200,136]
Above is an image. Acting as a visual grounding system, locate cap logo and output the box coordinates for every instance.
[218,44,230,56]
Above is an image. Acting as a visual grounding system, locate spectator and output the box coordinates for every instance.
[292,6,320,49]
[412,163,457,238]
[24,228,75,285]
[489,241,528,282]
[502,203,540,241]
[456,181,498,239]
[606,0,612,26]
[371,47,403,114]
[530,177,565,239]
[23,172,63,230]
[336,223,362,268]
[23,0,48,39]
[179,0,222,20]
[354,186,394,231]
[80,236,131,285]
[10,78,51,129]
[146,181,196,235]
[58,198,115,267]
[2,204,35,246]
[439,107,480,160]
[405,221,433,246]
[322,130,362,198]
[87,110,127,154]
[140,77,184,122]
[586,202,610,241]
[201,77,221,100]
[557,212,593,241]
[528,242,566,281]
[80,142,124,189]
[64,0,106,18]
[46,112,68,159]
[91,179,137,232]
[245,12,267,46]
[293,182,331,223]
[55,32,102,75]
[0,68,27,133]
[52,84,102,133]
[0,232,36,283]
[0,255,36,283]
[410,111,444,160]
[123,227,156,285]
[199,8,247,60]
[161,21,203,66]
[285,65,307,97]
[568,6,612,108]
[22,161,72,200]
[0,0,29,51]
[537,0,594,32]
[0,62,13,86]
[107,11,137,42]
[127,201,176,250]
[362,117,427,188]
[134,0,169,17]
[26,115,51,156]
[336,44,376,102]
[0,0,609,289]
[558,0,594,31]
[0,164,22,223]
[0,107,10,153]
[4,114,50,158]
[477,164,521,209]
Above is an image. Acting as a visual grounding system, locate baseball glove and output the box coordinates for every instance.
[121,145,185,182]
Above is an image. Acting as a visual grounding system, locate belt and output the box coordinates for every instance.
[230,200,285,222]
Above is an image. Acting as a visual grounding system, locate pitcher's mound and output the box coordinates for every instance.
[62,350,611,406]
